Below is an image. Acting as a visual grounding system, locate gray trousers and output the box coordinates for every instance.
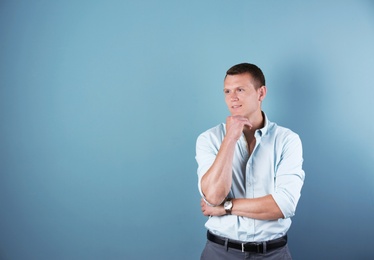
[200,240,292,260]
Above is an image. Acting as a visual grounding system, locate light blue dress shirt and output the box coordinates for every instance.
[195,113,305,242]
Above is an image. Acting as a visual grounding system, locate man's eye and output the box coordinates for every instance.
[237,88,244,92]
[224,90,230,94]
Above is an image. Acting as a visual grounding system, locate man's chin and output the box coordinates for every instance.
[230,111,246,117]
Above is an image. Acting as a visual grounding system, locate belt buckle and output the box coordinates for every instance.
[242,242,264,253]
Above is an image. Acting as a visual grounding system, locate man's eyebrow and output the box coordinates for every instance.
[224,86,245,90]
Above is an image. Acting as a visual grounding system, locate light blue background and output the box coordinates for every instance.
[1,1,374,259]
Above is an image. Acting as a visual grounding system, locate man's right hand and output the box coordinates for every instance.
[225,116,252,141]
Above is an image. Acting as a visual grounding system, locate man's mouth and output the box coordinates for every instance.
[232,105,242,109]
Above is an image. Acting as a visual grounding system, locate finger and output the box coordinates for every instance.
[244,121,253,129]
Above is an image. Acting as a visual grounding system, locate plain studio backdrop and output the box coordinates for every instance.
[1,1,374,259]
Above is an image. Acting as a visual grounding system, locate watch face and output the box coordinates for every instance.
[224,200,232,210]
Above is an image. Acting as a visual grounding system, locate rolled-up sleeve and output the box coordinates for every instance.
[271,133,305,219]
[195,128,222,197]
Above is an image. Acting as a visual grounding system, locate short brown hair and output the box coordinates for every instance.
[225,63,266,89]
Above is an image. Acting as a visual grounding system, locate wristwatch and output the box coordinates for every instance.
[224,199,233,215]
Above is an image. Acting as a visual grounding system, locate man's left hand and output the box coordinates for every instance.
[201,198,226,216]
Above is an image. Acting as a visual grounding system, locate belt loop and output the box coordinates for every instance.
[224,238,229,251]
[262,241,267,254]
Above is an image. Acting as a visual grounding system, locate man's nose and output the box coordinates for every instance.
[230,92,238,101]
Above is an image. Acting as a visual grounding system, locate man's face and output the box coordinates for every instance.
[223,73,263,118]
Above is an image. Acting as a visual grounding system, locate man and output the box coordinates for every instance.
[195,63,305,259]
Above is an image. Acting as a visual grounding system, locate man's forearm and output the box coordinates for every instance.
[201,195,284,220]
[200,137,237,205]
[232,195,284,220]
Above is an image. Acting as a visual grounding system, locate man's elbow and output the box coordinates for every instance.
[271,193,299,219]
[202,190,227,206]
[201,184,228,206]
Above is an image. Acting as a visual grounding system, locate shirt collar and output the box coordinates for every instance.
[256,111,269,137]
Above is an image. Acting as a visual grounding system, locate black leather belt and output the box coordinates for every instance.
[207,231,287,253]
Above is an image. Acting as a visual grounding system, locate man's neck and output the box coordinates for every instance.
[251,111,265,129]
[243,111,264,137]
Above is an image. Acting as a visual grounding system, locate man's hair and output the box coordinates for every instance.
[225,63,266,89]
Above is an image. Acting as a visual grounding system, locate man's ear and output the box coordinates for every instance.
[258,86,267,101]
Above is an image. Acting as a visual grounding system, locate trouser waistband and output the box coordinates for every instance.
[207,231,287,253]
